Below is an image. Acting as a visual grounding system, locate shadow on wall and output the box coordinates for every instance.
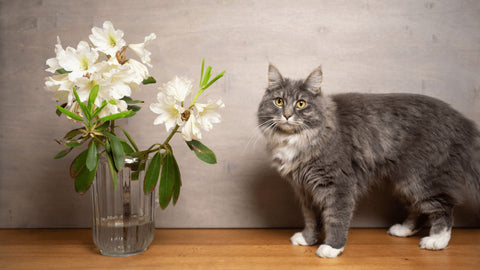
[248,170,480,229]
[249,170,409,229]
[355,181,480,228]
[248,165,303,228]
[353,182,407,228]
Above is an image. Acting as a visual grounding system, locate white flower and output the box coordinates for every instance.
[89,21,126,56]
[195,99,225,131]
[76,72,130,110]
[45,21,157,119]
[150,92,183,132]
[124,59,150,84]
[45,36,65,73]
[57,41,99,82]
[100,65,134,99]
[161,76,193,103]
[150,75,225,141]
[45,74,75,106]
[45,74,74,94]
[128,33,156,67]
[181,113,202,141]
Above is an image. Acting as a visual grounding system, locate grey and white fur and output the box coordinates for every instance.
[257,64,480,258]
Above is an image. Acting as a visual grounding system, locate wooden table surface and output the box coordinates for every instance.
[0,228,479,269]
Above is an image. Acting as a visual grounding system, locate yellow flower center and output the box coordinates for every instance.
[81,57,89,70]
[108,34,116,47]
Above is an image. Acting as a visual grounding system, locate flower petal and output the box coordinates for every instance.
[128,33,156,67]
[181,113,202,141]
[150,92,182,132]
[195,99,225,131]
[161,76,193,103]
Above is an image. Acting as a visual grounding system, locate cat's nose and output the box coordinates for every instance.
[284,114,292,120]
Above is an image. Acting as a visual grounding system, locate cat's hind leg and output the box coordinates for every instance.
[388,211,426,237]
[419,206,453,250]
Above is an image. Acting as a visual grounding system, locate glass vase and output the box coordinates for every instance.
[91,157,155,256]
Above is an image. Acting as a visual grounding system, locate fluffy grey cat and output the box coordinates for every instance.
[257,64,480,258]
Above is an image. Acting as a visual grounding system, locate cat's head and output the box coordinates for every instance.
[257,64,325,135]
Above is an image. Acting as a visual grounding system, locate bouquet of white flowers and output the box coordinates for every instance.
[45,21,225,209]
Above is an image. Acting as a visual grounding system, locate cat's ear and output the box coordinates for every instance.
[268,64,284,89]
[305,66,323,94]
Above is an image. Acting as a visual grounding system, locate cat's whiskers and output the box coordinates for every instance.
[243,118,277,155]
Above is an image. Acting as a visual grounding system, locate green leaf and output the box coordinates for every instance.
[96,121,110,132]
[201,66,212,87]
[56,68,71,74]
[121,141,134,154]
[65,140,83,148]
[103,132,125,170]
[103,132,125,171]
[127,105,141,112]
[86,142,98,171]
[87,85,99,114]
[199,59,205,88]
[144,151,162,194]
[120,128,139,152]
[72,88,90,121]
[55,105,84,122]
[75,156,98,194]
[97,110,135,122]
[186,140,217,164]
[204,70,226,89]
[54,147,73,159]
[159,151,177,209]
[142,76,156,84]
[56,103,67,117]
[64,128,84,140]
[121,96,144,105]
[105,139,111,152]
[92,100,108,120]
[171,153,182,205]
[70,149,88,178]
[106,152,118,190]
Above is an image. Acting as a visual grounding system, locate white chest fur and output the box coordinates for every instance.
[268,133,308,176]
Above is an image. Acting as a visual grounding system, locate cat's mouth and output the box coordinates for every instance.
[277,120,301,133]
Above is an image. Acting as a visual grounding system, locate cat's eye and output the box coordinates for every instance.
[274,98,284,107]
[296,100,306,109]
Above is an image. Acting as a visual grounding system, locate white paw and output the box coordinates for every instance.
[290,232,309,246]
[388,224,415,237]
[315,244,344,258]
[419,229,451,250]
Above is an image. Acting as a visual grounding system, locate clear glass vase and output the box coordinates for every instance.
[91,157,155,256]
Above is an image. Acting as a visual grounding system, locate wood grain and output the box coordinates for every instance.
[1,229,479,269]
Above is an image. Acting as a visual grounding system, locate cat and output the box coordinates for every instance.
[257,64,480,258]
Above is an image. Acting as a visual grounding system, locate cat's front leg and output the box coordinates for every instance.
[290,186,319,246]
[316,193,354,258]
[290,204,319,246]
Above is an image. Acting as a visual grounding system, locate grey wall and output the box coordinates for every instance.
[1,0,479,228]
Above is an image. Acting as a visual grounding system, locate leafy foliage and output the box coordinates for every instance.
[53,60,224,210]
[54,86,140,193]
